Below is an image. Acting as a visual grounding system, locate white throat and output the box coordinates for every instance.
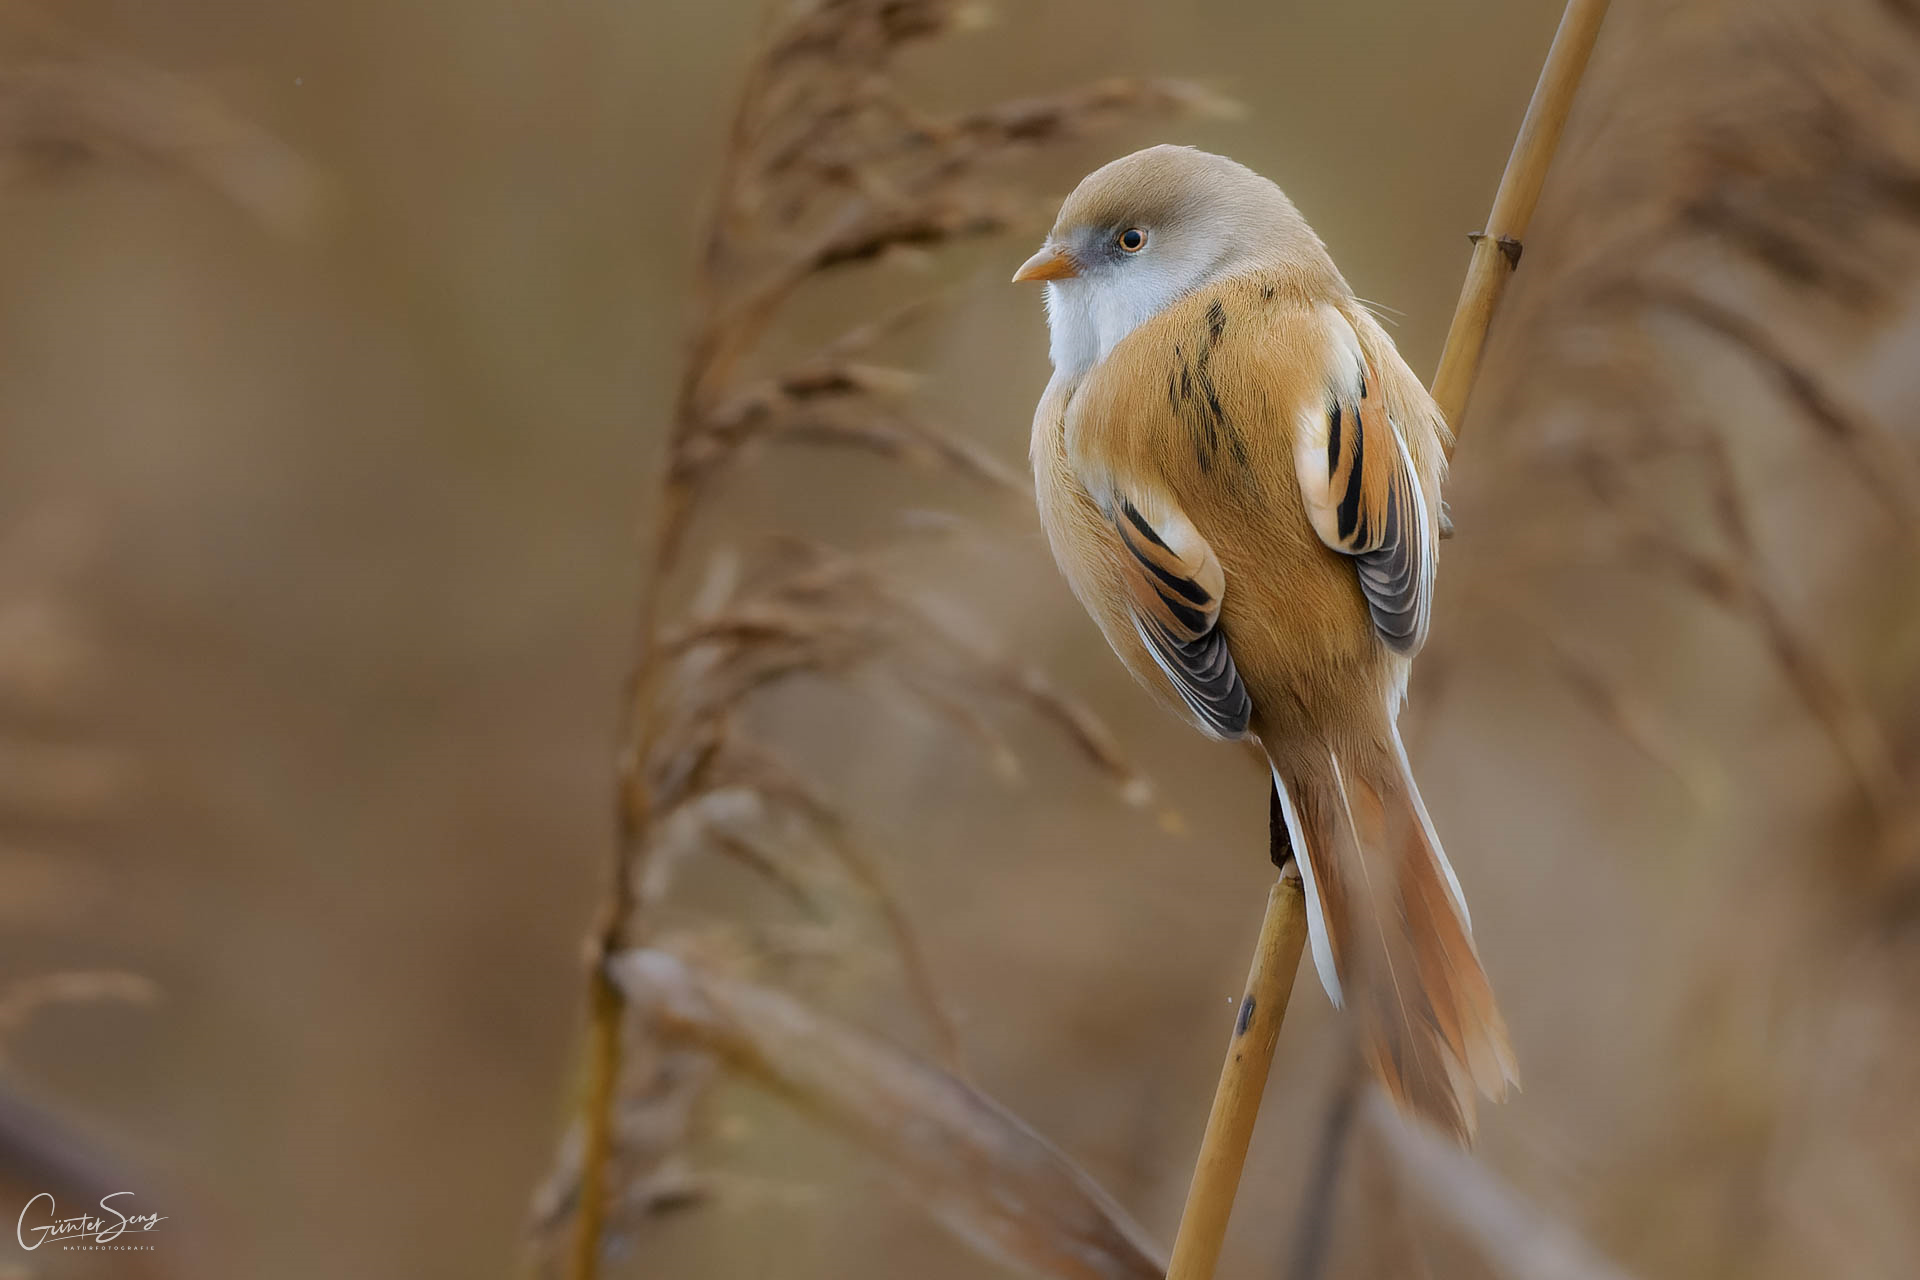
[1040,235,1247,382]
[1042,271,1191,382]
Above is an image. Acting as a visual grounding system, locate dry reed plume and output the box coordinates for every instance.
[532,4,1232,1276]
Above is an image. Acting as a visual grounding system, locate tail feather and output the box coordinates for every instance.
[1270,770,1349,1007]
[1272,727,1516,1144]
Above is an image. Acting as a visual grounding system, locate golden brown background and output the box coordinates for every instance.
[3,1,1918,1277]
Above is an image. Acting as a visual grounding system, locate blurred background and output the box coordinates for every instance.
[1,0,1917,1277]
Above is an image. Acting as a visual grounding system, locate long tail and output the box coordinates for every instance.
[1269,725,1517,1143]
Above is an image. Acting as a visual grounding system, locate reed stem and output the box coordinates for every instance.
[1432,0,1612,451]
[1164,864,1307,1280]
[1162,2,1610,1275]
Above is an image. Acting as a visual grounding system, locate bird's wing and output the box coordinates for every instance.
[1291,304,1438,655]
[1057,284,1441,733]
[1105,488,1251,740]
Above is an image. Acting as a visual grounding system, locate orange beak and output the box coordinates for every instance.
[1011,244,1080,284]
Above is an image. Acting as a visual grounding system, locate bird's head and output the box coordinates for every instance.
[1014,145,1336,377]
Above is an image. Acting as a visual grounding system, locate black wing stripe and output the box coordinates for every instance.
[1121,500,1173,552]
[1128,545,1212,606]
[1335,410,1365,542]
[1159,594,1209,636]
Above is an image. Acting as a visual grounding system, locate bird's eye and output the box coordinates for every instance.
[1117,227,1148,253]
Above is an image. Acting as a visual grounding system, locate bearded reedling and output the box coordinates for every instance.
[1017,145,1516,1141]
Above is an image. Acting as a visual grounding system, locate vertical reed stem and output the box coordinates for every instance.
[1162,2,1610,1275]
[1432,0,1612,451]
[1164,864,1307,1280]
[568,963,625,1280]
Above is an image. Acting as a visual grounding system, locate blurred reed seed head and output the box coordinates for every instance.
[0,11,326,235]
[1432,10,1920,1272]
[0,18,325,1250]
[543,3,1228,1275]
[1465,0,1920,886]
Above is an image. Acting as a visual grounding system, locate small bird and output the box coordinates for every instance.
[1016,145,1515,1141]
